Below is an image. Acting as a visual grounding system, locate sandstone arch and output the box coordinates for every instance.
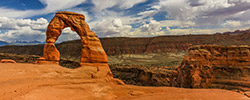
[42,11,108,64]
[37,11,112,78]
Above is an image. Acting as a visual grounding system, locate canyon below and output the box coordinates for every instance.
[1,28,250,99]
[0,63,248,100]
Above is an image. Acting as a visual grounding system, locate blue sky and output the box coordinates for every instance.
[0,0,250,42]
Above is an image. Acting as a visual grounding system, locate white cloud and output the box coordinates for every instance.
[139,19,162,33]
[0,17,84,42]
[40,0,87,11]
[91,18,132,37]
[1,0,250,43]
[138,10,158,18]
[146,0,250,27]
[0,17,48,30]
[57,27,80,42]
[117,0,147,9]
[0,17,49,42]
[0,27,46,42]
[159,20,195,28]
[91,0,118,12]
[222,20,241,28]
[0,8,34,18]
[92,0,146,12]
[0,0,87,18]
[90,17,166,37]
[0,0,151,42]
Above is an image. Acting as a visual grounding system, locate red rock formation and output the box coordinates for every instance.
[0,63,248,100]
[0,59,16,63]
[41,11,108,64]
[42,43,60,64]
[38,11,111,79]
[175,45,250,91]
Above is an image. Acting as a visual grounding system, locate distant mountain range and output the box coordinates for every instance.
[0,41,8,46]
[0,28,250,57]
[0,40,44,46]
[11,40,42,44]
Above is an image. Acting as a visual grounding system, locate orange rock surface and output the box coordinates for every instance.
[37,11,111,79]
[42,43,60,64]
[175,45,250,91]
[0,59,16,63]
[0,63,248,100]
[41,11,108,64]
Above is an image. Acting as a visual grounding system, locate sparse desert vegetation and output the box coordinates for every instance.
[108,52,186,67]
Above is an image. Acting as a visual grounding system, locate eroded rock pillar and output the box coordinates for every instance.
[42,43,60,64]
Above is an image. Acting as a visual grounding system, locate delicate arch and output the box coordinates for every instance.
[42,11,108,65]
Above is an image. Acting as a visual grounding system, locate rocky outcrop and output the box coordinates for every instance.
[0,53,81,68]
[0,53,39,63]
[37,11,112,79]
[0,59,16,63]
[0,63,247,100]
[42,43,60,64]
[175,45,250,91]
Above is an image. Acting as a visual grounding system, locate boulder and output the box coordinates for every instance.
[0,59,16,63]
[35,57,59,64]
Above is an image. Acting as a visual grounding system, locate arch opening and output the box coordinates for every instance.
[56,27,80,43]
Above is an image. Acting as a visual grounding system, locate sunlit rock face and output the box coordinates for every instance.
[38,11,112,79]
[175,45,250,91]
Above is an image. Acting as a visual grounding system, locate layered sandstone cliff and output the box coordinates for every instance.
[2,29,250,57]
[175,45,250,91]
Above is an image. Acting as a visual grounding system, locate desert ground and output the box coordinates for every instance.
[0,63,248,100]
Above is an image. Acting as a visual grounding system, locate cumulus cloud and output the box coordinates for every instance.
[0,17,81,42]
[139,19,163,34]
[0,17,48,42]
[155,0,250,26]
[90,17,166,37]
[91,18,132,37]
[0,17,48,30]
[2,0,250,43]
[0,27,46,42]
[0,0,155,42]
[133,0,250,35]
